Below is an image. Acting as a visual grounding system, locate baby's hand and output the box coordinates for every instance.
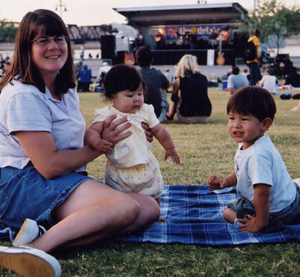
[207,175,227,191]
[95,139,113,154]
[165,148,180,165]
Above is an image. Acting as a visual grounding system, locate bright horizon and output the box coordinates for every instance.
[0,0,298,26]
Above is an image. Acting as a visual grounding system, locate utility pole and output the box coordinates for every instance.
[253,0,262,24]
[55,0,67,18]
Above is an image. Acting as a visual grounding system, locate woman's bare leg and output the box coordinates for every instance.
[119,193,160,234]
[152,197,166,222]
[291,100,300,111]
[26,180,158,253]
[167,102,177,119]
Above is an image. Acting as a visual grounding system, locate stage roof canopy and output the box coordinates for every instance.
[114,2,248,27]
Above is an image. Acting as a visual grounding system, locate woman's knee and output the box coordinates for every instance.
[54,180,140,222]
[127,193,160,225]
[116,196,141,226]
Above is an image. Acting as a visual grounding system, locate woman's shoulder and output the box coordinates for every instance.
[192,72,208,82]
[1,79,41,98]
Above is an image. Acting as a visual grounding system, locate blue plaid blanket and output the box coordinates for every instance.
[120,185,300,245]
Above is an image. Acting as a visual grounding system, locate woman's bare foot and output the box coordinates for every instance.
[291,106,300,111]
[157,217,167,222]
[166,113,173,120]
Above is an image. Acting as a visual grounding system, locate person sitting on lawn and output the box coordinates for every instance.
[227,66,248,95]
[85,64,180,221]
[135,46,171,122]
[260,67,279,95]
[208,87,300,233]
[285,66,300,88]
[166,54,212,124]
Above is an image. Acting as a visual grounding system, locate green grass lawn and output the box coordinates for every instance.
[2,87,300,276]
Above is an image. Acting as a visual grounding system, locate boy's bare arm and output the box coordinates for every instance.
[208,171,237,191]
[239,184,271,233]
[151,123,180,164]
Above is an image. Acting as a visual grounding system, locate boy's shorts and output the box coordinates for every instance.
[227,183,300,225]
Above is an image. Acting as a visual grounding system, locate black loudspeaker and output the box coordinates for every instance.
[101,35,115,60]
[276,54,290,63]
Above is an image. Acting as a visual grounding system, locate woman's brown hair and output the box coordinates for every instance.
[0,9,76,95]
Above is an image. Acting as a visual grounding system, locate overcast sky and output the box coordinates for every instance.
[0,0,298,26]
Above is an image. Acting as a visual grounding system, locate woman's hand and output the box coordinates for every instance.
[101,115,132,146]
[141,122,153,143]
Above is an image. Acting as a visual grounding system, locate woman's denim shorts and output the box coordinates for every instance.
[0,163,93,232]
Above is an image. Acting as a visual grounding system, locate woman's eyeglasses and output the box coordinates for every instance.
[31,36,68,46]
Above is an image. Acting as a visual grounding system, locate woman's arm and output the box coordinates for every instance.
[16,115,132,179]
[16,131,100,179]
[170,78,180,103]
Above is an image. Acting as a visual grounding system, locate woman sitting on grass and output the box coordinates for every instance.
[166,54,212,124]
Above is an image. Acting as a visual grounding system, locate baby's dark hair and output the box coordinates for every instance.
[103,64,144,100]
[227,87,276,121]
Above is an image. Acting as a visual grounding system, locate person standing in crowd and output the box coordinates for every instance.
[0,9,159,276]
[227,66,248,95]
[166,54,212,124]
[246,28,262,86]
[217,25,230,46]
[76,64,92,92]
[135,46,170,121]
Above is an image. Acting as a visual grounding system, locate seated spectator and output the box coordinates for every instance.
[135,46,170,121]
[227,66,248,95]
[166,54,212,124]
[260,67,279,95]
[76,64,92,92]
[242,67,249,78]
[285,66,300,87]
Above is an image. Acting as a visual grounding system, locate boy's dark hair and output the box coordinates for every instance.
[103,64,145,99]
[227,87,276,121]
[135,46,153,67]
